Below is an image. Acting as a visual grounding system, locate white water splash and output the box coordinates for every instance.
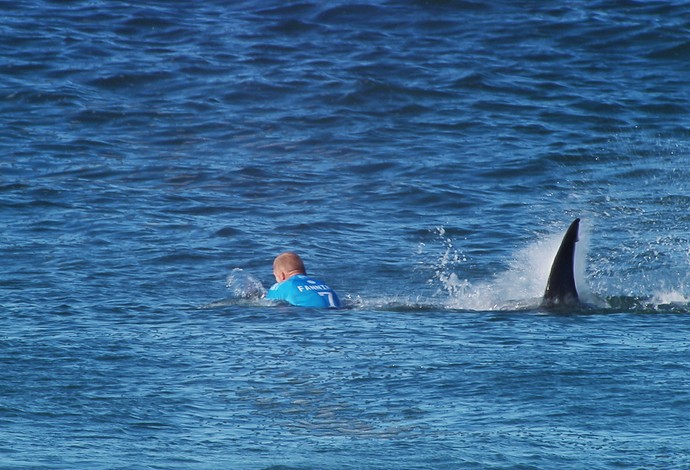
[431,226,470,298]
[225,268,266,299]
[649,290,690,306]
[434,222,597,311]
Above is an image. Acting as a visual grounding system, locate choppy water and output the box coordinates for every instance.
[2,1,690,468]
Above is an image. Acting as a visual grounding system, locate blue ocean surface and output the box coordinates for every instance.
[2,0,690,468]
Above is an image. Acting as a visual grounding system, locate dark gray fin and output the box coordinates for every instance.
[542,218,580,307]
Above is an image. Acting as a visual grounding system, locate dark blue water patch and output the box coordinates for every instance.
[87,71,176,92]
[213,226,246,238]
[639,101,688,115]
[254,2,319,19]
[264,17,323,36]
[146,247,219,265]
[315,3,388,25]
[649,40,690,60]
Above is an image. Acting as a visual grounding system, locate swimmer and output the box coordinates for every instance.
[266,252,341,309]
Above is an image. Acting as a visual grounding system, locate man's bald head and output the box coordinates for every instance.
[272,252,306,282]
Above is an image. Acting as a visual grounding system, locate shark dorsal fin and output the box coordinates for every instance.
[542,218,580,307]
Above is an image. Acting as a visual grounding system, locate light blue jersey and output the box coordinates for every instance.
[266,274,341,309]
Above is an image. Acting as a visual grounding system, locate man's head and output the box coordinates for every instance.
[272,252,306,282]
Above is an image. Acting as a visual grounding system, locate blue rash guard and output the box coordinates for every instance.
[266,274,341,309]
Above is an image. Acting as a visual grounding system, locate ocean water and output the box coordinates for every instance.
[2,0,690,468]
